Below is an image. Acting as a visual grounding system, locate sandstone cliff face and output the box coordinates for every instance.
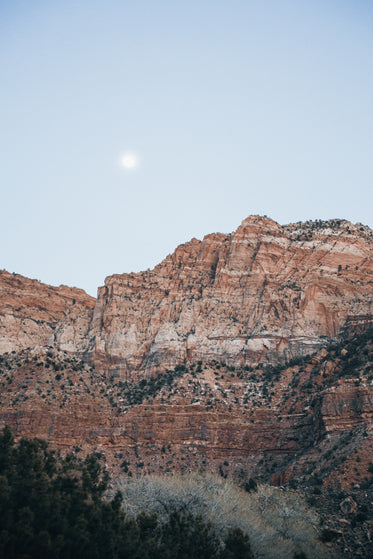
[321,381,373,433]
[0,270,95,355]
[88,216,373,379]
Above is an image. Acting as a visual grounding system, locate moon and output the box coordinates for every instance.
[121,151,139,170]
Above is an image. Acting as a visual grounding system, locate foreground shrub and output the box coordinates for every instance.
[116,473,333,559]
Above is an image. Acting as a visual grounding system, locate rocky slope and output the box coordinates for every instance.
[1,328,372,483]
[1,214,373,558]
[0,327,372,557]
[87,216,373,380]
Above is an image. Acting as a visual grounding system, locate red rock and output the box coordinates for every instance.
[0,216,372,493]
[87,216,373,379]
[0,270,95,354]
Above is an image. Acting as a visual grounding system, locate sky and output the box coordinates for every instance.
[1,0,372,296]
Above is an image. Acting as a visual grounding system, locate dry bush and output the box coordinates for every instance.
[115,473,333,559]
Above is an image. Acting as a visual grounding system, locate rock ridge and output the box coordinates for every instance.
[1,216,372,382]
[86,216,373,379]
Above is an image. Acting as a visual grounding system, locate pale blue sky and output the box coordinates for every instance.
[1,0,372,296]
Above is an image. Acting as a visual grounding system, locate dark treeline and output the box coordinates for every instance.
[0,427,253,559]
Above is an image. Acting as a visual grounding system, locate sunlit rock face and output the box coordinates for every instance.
[1,217,372,381]
[86,216,373,379]
[0,270,95,355]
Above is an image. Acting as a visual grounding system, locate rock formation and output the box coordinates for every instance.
[87,216,373,379]
[0,270,95,355]
[0,328,372,491]
[0,216,373,559]
[1,217,373,382]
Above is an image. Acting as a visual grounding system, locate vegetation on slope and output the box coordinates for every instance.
[0,427,253,559]
[0,328,372,558]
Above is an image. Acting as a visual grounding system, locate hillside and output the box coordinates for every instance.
[0,215,372,557]
[0,327,372,556]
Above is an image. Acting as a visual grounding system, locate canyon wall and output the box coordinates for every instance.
[1,216,372,382]
[87,216,373,379]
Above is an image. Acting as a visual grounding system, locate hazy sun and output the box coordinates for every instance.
[121,151,139,170]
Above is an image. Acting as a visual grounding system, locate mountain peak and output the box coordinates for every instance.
[240,214,280,228]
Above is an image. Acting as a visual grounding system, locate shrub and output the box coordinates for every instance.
[116,473,332,559]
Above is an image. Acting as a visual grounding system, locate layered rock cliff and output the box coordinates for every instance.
[1,328,372,489]
[1,217,372,381]
[87,216,373,379]
[0,270,95,354]
[1,216,373,559]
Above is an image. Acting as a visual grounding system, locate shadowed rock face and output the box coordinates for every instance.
[86,216,373,379]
